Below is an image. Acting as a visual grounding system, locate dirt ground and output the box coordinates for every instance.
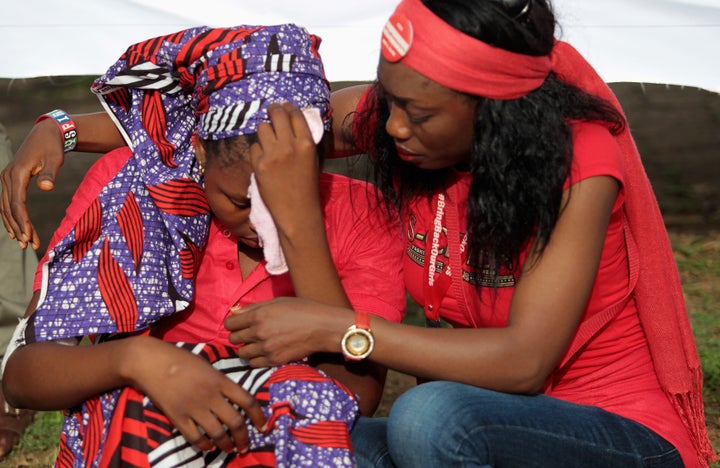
[0,78,718,464]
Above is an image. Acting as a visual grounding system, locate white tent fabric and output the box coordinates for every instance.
[1,0,195,79]
[554,0,720,92]
[1,0,719,91]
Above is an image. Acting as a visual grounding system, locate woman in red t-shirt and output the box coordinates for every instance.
[224,1,716,467]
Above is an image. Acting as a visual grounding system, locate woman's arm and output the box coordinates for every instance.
[3,294,266,453]
[0,112,124,250]
[0,86,369,249]
[231,175,619,394]
[328,84,371,158]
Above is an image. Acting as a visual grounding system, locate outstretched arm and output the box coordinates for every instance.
[0,112,124,250]
[231,175,619,394]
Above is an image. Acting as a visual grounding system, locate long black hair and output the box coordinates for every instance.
[355,0,625,281]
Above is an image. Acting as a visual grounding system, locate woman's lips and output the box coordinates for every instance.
[396,146,423,163]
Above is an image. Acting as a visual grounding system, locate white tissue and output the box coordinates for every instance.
[249,173,288,275]
[248,107,324,275]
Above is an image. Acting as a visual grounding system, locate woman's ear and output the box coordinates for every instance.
[193,134,207,167]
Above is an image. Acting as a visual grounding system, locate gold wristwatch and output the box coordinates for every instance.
[341,311,374,361]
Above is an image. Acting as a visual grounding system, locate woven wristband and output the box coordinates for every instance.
[35,109,78,153]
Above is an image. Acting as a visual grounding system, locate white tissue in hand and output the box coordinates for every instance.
[247,107,324,275]
[249,173,288,275]
[302,107,324,144]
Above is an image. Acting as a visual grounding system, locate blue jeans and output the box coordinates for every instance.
[352,381,683,467]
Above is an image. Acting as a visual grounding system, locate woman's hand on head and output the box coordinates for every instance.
[127,336,267,454]
[249,102,323,235]
[226,298,348,367]
[0,118,65,250]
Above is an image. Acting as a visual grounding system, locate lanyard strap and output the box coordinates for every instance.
[422,192,475,327]
[423,194,450,327]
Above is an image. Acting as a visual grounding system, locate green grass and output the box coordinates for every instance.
[2,229,719,466]
[671,232,720,461]
[0,411,61,467]
[12,412,62,454]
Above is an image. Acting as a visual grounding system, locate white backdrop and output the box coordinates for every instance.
[1,0,719,91]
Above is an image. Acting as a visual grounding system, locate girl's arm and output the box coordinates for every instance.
[251,103,351,306]
[0,112,124,250]
[231,175,619,394]
[2,295,266,454]
[245,102,390,415]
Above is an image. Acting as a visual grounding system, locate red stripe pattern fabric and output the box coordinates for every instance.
[116,192,144,273]
[72,197,102,262]
[98,237,138,333]
[30,24,329,343]
[147,179,210,217]
[53,343,357,467]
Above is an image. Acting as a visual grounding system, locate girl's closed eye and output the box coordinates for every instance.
[230,197,251,210]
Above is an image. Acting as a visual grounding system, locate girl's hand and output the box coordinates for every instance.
[226,298,349,368]
[127,337,267,454]
[249,102,323,236]
[0,118,65,250]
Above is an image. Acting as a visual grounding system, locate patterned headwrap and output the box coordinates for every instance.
[29,24,331,342]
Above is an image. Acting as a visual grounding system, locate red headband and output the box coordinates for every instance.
[381,0,552,99]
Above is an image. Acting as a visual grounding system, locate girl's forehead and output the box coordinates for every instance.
[205,159,253,195]
[203,134,255,166]
[214,156,252,178]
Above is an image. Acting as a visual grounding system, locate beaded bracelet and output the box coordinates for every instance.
[35,109,78,153]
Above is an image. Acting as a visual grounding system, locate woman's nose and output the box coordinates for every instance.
[385,104,411,141]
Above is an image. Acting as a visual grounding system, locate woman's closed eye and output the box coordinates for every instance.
[385,94,431,125]
[408,113,431,125]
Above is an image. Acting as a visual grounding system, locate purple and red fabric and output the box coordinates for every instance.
[26,24,355,467]
[31,24,330,342]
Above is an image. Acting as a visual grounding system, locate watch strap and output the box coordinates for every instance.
[341,311,375,361]
[355,310,370,330]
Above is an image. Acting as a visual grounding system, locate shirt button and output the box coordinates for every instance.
[222,229,231,238]
[225,261,235,270]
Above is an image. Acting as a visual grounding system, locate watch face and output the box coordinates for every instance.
[342,326,374,360]
[347,332,371,356]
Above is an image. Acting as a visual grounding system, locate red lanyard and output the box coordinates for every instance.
[422,193,473,327]
[423,194,450,326]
